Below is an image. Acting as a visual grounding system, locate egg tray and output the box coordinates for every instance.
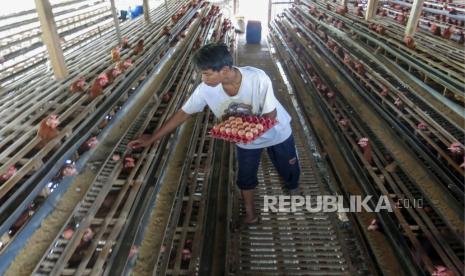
[209,115,278,144]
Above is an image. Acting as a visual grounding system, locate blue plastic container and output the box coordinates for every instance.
[246,20,262,44]
[130,5,143,19]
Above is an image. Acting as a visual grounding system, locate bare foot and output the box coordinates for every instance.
[244,215,259,225]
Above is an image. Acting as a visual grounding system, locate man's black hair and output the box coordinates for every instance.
[192,43,233,71]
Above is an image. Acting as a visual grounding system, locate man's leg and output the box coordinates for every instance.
[236,146,262,223]
[241,190,257,223]
[266,134,301,191]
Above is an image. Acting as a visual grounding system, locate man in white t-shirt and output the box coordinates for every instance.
[128,43,300,225]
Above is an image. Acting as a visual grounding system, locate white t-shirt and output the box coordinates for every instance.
[182,66,292,149]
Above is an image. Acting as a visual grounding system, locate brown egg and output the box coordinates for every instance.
[237,129,245,137]
[231,128,238,135]
[251,128,259,135]
[245,131,254,140]
[235,117,243,124]
[225,128,231,135]
[256,123,264,131]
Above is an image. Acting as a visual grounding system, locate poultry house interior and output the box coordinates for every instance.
[0,0,463,275]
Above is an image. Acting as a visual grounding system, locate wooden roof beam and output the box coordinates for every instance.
[109,0,122,43]
[365,0,379,20]
[405,0,425,37]
[35,0,68,80]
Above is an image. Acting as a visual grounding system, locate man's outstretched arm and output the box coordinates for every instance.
[128,109,192,149]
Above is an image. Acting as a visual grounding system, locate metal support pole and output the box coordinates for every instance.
[405,0,425,37]
[35,0,68,79]
[109,0,122,43]
[143,0,151,23]
[365,0,378,20]
[268,0,272,24]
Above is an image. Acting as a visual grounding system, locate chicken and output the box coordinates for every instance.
[311,75,321,84]
[336,6,347,15]
[417,122,428,131]
[69,77,86,93]
[343,53,352,67]
[11,207,34,234]
[336,20,345,29]
[368,23,377,31]
[326,91,336,106]
[394,97,403,109]
[380,10,387,16]
[61,164,77,177]
[37,115,60,148]
[448,142,463,154]
[367,219,377,231]
[181,239,193,262]
[367,218,381,231]
[116,59,132,73]
[68,227,95,265]
[133,39,144,55]
[129,245,139,258]
[98,112,114,129]
[120,37,130,49]
[326,40,336,50]
[122,157,136,174]
[376,25,385,35]
[82,227,94,242]
[380,86,388,97]
[89,74,109,100]
[450,30,464,43]
[161,26,171,36]
[396,14,406,24]
[354,62,365,75]
[404,36,416,49]
[162,92,172,103]
[431,24,441,36]
[316,83,328,93]
[355,6,363,16]
[111,47,121,62]
[432,265,455,276]
[358,137,372,164]
[106,68,122,85]
[78,136,98,155]
[0,165,16,184]
[338,118,349,130]
[442,27,452,39]
[309,5,317,15]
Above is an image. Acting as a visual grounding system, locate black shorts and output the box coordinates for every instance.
[236,134,300,190]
